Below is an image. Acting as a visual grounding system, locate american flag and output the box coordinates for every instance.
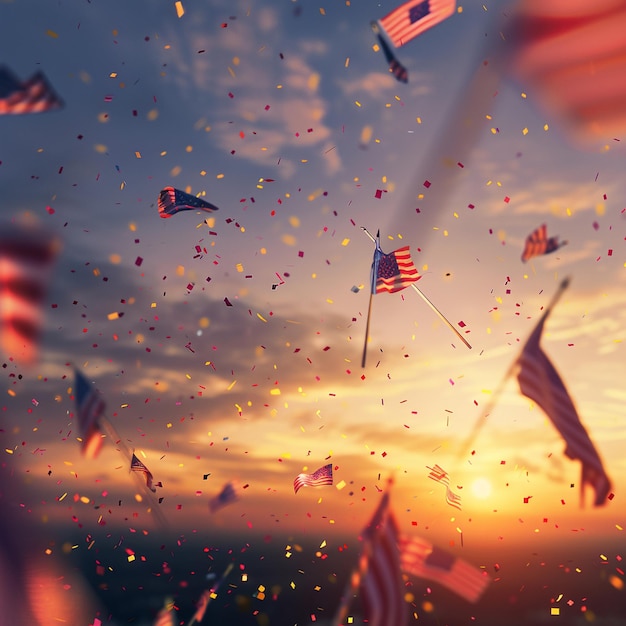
[521,224,566,262]
[208,481,241,513]
[191,590,211,623]
[0,223,59,364]
[130,453,157,492]
[0,65,63,115]
[357,492,408,626]
[517,312,612,506]
[507,1,626,141]
[153,598,175,626]
[398,534,490,603]
[427,464,462,510]
[74,369,106,459]
[293,463,333,493]
[158,186,220,218]
[372,239,420,294]
[377,0,457,48]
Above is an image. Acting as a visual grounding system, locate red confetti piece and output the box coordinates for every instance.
[504,196,510,203]
[46,206,55,214]
[458,321,466,328]
[423,180,431,188]
[135,256,143,266]
[224,297,233,306]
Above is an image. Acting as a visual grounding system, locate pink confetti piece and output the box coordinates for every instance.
[423,180,431,188]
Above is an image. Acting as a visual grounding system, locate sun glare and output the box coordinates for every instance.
[471,478,493,500]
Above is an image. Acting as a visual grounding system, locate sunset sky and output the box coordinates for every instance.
[1,0,625,624]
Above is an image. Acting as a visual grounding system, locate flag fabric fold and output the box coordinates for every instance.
[377,0,457,48]
[74,369,106,459]
[371,235,420,294]
[517,312,611,506]
[398,534,490,603]
[0,65,63,115]
[358,491,408,626]
[0,224,59,364]
[293,463,333,494]
[372,24,408,83]
[130,453,157,492]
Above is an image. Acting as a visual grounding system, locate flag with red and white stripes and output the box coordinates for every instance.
[371,234,420,294]
[293,463,333,493]
[131,453,157,492]
[398,534,489,603]
[358,491,408,626]
[427,464,462,510]
[74,369,106,459]
[377,0,456,48]
[0,65,63,115]
[521,224,566,262]
[517,312,611,506]
[0,223,59,364]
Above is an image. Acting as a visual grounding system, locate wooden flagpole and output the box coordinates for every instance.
[456,277,571,460]
[361,227,472,350]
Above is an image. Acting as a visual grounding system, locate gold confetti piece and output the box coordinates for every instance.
[335,480,346,490]
[107,312,119,320]
[522,127,529,135]
[135,151,142,158]
[270,388,281,396]
[46,29,59,38]
[175,1,184,18]
[355,101,361,107]
[341,238,350,246]
[227,380,237,391]
[257,313,267,322]
[345,57,350,67]
[550,607,560,616]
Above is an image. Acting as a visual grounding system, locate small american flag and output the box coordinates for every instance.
[372,238,420,294]
[427,464,462,510]
[293,463,333,493]
[377,0,457,48]
[521,224,567,262]
[517,312,611,506]
[158,186,220,218]
[153,598,175,626]
[0,65,63,115]
[74,369,106,459]
[131,453,157,492]
[399,534,490,603]
[208,481,241,513]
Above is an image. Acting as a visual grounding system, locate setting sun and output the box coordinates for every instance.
[471,477,493,500]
